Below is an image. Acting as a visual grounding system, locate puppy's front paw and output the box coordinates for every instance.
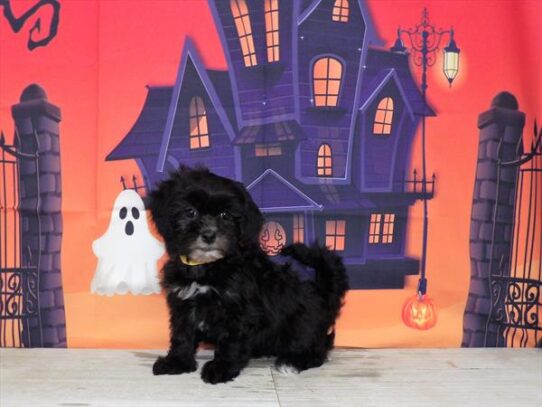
[152,356,197,376]
[201,360,240,384]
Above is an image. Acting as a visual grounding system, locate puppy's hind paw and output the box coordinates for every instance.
[274,363,300,375]
[201,360,240,384]
[152,356,197,376]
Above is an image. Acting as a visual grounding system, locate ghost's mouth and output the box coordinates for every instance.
[125,221,134,236]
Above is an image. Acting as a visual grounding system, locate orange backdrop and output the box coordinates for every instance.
[1,0,540,348]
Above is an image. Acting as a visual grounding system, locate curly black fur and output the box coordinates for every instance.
[149,166,349,384]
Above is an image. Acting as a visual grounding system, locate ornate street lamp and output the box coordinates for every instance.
[443,30,461,86]
[391,8,460,330]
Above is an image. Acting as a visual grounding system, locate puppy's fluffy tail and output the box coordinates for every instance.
[281,242,349,323]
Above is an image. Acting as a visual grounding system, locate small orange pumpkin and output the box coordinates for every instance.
[401,294,437,330]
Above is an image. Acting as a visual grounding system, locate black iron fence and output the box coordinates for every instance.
[120,174,147,195]
[395,169,436,198]
[0,131,42,347]
[486,122,542,347]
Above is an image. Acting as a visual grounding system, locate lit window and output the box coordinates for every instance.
[326,220,346,251]
[264,0,279,62]
[255,143,282,157]
[373,97,394,135]
[231,0,258,67]
[332,0,349,22]
[369,213,395,244]
[317,144,333,176]
[313,57,342,107]
[369,214,381,243]
[382,214,395,243]
[293,214,304,243]
[189,96,210,149]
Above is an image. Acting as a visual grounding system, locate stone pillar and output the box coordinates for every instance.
[11,84,66,347]
[462,92,525,347]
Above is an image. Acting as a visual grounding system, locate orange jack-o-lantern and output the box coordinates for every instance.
[259,221,286,256]
[402,294,437,330]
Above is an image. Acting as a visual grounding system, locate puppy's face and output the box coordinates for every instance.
[171,189,242,263]
[149,167,264,263]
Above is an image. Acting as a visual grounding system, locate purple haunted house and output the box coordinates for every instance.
[107,0,435,289]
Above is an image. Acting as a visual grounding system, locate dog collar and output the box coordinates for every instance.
[179,255,207,266]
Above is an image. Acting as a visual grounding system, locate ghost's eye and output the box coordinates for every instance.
[132,207,140,219]
[119,207,128,219]
[185,208,198,219]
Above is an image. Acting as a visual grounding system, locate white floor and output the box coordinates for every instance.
[1,348,541,407]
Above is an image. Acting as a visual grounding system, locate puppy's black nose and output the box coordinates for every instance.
[201,230,216,244]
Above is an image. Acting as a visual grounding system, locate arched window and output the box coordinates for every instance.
[317,143,333,176]
[231,0,257,67]
[264,0,279,62]
[332,0,349,22]
[373,97,394,135]
[189,96,210,149]
[313,57,342,107]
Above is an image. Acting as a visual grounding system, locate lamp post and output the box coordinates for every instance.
[391,8,460,330]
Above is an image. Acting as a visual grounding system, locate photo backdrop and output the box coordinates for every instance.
[1,0,540,349]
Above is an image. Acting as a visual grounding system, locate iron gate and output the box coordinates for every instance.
[0,130,41,347]
[486,122,542,347]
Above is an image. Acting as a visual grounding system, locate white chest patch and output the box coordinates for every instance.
[171,282,217,300]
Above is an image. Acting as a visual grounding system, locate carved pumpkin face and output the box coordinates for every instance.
[402,294,437,330]
[259,221,286,256]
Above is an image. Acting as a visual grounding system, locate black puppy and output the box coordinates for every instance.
[149,166,348,384]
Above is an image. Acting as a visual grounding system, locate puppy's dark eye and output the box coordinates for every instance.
[219,211,233,221]
[185,208,198,219]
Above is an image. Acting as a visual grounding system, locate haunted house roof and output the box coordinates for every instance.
[206,69,237,131]
[250,164,428,210]
[247,169,323,212]
[363,48,436,117]
[107,40,237,167]
[106,86,172,161]
[233,120,307,145]
[299,0,314,14]
[247,169,378,212]
[298,0,384,46]
[359,68,416,120]
[156,38,237,172]
[305,183,373,209]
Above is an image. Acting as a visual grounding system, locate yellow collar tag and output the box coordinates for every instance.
[179,255,206,266]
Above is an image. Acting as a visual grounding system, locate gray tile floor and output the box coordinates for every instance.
[1,348,541,407]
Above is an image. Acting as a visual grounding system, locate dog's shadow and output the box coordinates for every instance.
[132,350,273,370]
[132,350,217,368]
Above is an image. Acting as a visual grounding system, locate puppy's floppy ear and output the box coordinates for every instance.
[235,182,264,247]
[148,178,176,241]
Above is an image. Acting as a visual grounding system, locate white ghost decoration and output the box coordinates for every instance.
[91,189,164,296]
